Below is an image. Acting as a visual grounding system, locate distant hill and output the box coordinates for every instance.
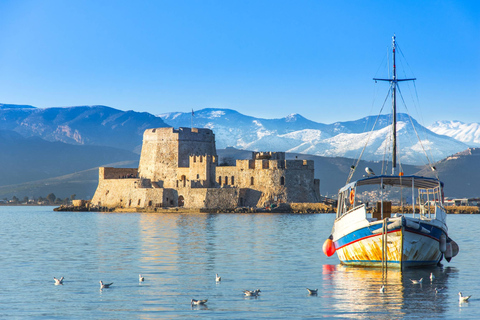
[0,105,168,153]
[0,103,36,109]
[0,160,138,200]
[0,130,139,194]
[415,148,480,198]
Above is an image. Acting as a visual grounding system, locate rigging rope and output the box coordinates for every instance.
[346,86,392,184]
[396,85,439,179]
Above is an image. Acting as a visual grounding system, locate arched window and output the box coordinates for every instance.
[250,177,254,185]
[231,176,235,185]
[224,176,228,185]
[280,176,285,185]
[181,175,186,187]
[218,176,222,185]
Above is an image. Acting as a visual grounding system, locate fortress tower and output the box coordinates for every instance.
[138,127,217,188]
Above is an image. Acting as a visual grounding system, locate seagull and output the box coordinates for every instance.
[191,299,208,306]
[430,273,435,281]
[306,288,318,295]
[365,167,375,176]
[139,274,144,282]
[459,292,472,303]
[410,278,423,284]
[379,285,385,293]
[243,289,261,296]
[54,277,64,285]
[434,287,445,294]
[99,281,113,289]
[215,274,221,282]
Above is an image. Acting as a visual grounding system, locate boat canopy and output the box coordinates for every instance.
[339,175,443,193]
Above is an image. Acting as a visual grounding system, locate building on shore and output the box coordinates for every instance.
[91,127,320,210]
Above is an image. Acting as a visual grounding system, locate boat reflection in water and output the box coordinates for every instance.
[322,264,456,319]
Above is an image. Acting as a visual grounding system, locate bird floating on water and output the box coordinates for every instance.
[244,289,261,296]
[100,281,113,289]
[54,277,64,285]
[459,292,472,303]
[430,273,435,281]
[410,278,423,284]
[434,287,445,294]
[139,274,144,282]
[191,299,208,306]
[306,288,318,295]
[215,274,221,282]
[379,285,385,293]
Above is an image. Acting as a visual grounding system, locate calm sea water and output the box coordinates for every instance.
[0,206,476,319]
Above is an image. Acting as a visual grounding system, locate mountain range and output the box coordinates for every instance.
[0,103,478,200]
[159,108,470,165]
[428,120,480,147]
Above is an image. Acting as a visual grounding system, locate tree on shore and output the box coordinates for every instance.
[46,193,56,204]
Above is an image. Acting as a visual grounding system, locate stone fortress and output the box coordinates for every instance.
[91,127,320,210]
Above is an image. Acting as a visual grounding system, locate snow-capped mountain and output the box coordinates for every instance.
[159,108,469,165]
[428,120,480,147]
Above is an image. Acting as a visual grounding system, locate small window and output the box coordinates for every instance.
[138,199,141,206]
[218,176,222,185]
[197,174,200,179]
[224,176,228,185]
[231,176,235,185]
[251,177,254,185]
[280,176,285,185]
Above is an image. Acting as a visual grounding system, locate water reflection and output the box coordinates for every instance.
[323,264,457,319]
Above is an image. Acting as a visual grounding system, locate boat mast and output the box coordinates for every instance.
[373,35,416,175]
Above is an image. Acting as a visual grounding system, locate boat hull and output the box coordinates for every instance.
[334,220,443,268]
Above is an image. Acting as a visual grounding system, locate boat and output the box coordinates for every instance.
[322,35,459,268]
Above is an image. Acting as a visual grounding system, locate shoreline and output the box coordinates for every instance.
[52,203,480,214]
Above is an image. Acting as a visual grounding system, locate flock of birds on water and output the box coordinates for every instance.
[52,273,318,307]
[53,271,472,306]
[379,272,472,304]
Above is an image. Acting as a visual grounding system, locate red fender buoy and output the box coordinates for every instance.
[323,238,336,257]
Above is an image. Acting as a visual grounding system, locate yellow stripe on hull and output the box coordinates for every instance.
[336,229,441,268]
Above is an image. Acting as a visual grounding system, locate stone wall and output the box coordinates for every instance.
[215,157,319,207]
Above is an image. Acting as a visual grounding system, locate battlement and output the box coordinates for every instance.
[100,167,139,180]
[143,127,215,142]
[253,151,285,160]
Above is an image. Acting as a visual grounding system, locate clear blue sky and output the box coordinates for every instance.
[0,0,478,125]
